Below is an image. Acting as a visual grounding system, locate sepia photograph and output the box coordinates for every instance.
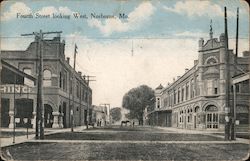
[0,0,249,160]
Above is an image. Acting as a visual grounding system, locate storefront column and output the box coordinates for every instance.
[59,113,64,128]
[32,98,36,128]
[8,111,14,128]
[199,112,206,129]
[31,112,36,129]
[52,112,60,128]
[8,98,14,128]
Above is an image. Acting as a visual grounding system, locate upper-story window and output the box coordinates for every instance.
[186,83,189,100]
[177,88,181,103]
[174,90,176,104]
[43,69,52,86]
[181,87,184,102]
[23,68,33,86]
[156,97,160,108]
[59,70,67,91]
[205,57,218,65]
[76,82,80,98]
[191,79,194,98]
[207,79,218,95]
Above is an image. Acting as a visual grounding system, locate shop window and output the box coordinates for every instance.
[43,69,52,86]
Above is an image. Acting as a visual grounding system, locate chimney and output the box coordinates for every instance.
[177,76,181,79]
[173,78,175,82]
[243,51,250,57]
[78,71,82,76]
[185,68,189,72]
[194,60,198,65]
[66,57,70,64]
[199,38,204,50]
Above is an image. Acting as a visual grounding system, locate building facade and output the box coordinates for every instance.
[1,35,92,128]
[147,32,249,131]
[92,105,108,126]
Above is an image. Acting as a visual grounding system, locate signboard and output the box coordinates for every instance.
[0,84,32,94]
[15,118,20,123]
[225,116,229,122]
[235,120,240,125]
[224,107,229,113]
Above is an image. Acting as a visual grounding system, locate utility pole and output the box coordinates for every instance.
[84,76,96,129]
[224,7,231,141]
[231,7,239,140]
[71,44,78,132]
[21,30,62,139]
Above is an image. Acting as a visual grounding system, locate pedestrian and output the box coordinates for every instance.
[132,121,135,127]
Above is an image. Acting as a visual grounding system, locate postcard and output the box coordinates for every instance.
[0,0,249,160]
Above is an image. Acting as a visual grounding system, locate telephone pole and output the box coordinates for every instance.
[21,30,62,139]
[231,7,239,140]
[224,7,231,141]
[83,75,96,129]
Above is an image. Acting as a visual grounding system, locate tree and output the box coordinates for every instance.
[122,85,155,125]
[110,107,122,122]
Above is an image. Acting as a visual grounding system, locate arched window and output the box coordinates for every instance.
[205,57,218,65]
[43,69,52,86]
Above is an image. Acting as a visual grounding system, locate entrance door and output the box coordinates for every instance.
[194,115,196,128]
[44,104,53,128]
[1,98,10,127]
[16,99,33,128]
[205,105,219,129]
[63,102,67,128]
[206,113,218,129]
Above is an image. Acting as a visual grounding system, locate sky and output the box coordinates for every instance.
[1,0,249,108]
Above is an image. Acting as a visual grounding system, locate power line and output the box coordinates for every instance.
[0,36,248,39]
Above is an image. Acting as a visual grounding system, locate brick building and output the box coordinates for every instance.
[147,31,249,131]
[1,35,92,128]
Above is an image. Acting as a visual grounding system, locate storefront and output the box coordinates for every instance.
[1,60,36,128]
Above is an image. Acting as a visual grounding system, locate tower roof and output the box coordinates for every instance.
[156,84,163,90]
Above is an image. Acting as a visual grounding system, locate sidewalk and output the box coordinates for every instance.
[153,126,250,144]
[0,126,87,147]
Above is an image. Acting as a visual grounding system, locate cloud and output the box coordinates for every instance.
[163,1,234,18]
[174,31,208,38]
[1,2,32,21]
[37,6,73,15]
[87,1,155,36]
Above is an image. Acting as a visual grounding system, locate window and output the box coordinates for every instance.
[207,80,213,95]
[76,82,80,98]
[186,83,189,100]
[177,88,180,103]
[157,98,160,108]
[181,87,184,101]
[23,68,33,86]
[43,69,52,86]
[207,58,217,65]
[174,90,176,104]
[214,88,218,94]
[190,79,194,98]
